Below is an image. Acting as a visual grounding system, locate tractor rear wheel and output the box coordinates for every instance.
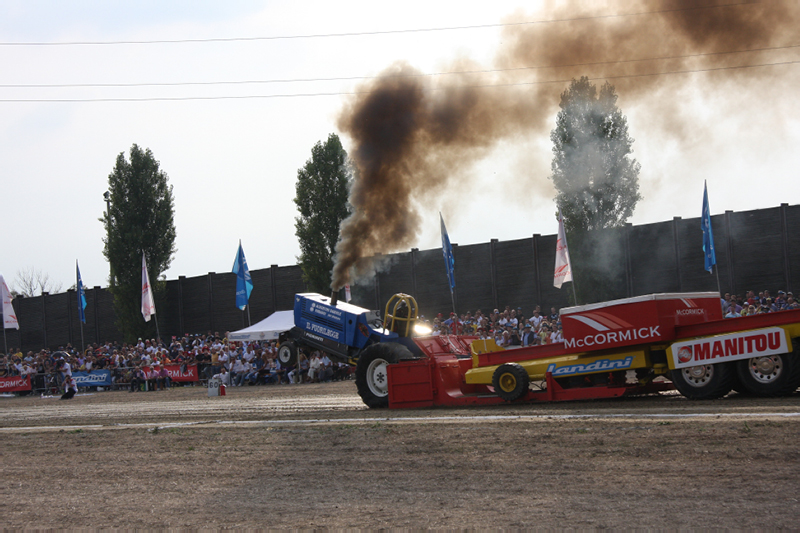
[671,362,734,400]
[356,343,412,408]
[277,341,298,367]
[492,363,530,402]
[735,346,800,397]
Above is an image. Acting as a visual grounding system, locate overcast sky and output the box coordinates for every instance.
[1,0,798,293]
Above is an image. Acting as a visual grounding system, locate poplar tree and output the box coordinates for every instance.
[294,134,352,294]
[102,144,176,341]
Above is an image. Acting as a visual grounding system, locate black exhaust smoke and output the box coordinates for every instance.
[329,1,799,292]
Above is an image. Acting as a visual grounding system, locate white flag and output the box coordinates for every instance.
[554,208,573,289]
[141,253,156,322]
[1,273,19,330]
[344,284,352,303]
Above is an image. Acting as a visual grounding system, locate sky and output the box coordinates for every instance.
[1,0,798,293]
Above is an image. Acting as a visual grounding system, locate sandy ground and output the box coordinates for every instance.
[2,381,800,529]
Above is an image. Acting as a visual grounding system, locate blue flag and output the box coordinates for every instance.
[232,240,253,310]
[701,181,716,273]
[440,213,455,292]
[76,261,87,324]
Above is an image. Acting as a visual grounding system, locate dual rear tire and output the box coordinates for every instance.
[672,342,800,399]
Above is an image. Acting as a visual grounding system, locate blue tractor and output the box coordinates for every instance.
[276,292,423,407]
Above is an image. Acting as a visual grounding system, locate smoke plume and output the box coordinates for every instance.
[331,0,799,290]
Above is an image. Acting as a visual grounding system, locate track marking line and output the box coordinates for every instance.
[3,411,800,433]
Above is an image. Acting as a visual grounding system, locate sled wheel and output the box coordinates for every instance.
[492,363,530,402]
[735,345,800,397]
[355,343,411,408]
[277,341,298,366]
[671,362,734,400]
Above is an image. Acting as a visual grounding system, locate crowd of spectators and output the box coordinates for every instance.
[422,303,563,347]
[3,287,798,394]
[0,332,351,395]
[722,289,798,318]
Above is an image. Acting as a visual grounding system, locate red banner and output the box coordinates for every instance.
[0,375,32,392]
[165,364,198,382]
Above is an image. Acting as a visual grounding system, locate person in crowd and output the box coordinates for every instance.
[130,366,146,392]
[245,356,263,385]
[231,357,247,386]
[319,353,334,382]
[529,308,544,330]
[154,363,171,391]
[550,324,564,343]
[520,324,537,347]
[263,358,279,384]
[308,351,322,383]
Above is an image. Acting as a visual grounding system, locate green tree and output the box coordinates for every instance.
[550,76,642,235]
[102,144,176,342]
[294,133,352,294]
[549,77,642,303]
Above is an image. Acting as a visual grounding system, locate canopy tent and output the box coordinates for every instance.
[228,310,294,342]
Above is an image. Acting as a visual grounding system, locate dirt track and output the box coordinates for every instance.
[2,382,800,529]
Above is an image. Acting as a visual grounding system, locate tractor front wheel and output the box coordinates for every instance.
[356,343,412,408]
[492,363,530,402]
[277,341,298,367]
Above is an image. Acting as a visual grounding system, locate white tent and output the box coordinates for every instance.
[228,310,295,342]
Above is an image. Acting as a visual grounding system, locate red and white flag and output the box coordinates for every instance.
[0,274,19,330]
[554,208,573,289]
[344,284,352,303]
[141,253,156,322]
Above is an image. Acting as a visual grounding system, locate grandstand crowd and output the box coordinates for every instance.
[1,287,797,395]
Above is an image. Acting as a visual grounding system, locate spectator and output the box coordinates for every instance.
[154,363,171,391]
[308,352,322,382]
[130,366,146,392]
[529,309,544,329]
[231,357,247,387]
[520,325,536,347]
[319,353,334,382]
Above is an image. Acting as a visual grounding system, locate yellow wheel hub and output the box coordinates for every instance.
[499,373,517,392]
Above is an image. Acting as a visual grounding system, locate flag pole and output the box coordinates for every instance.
[154,312,161,342]
[570,277,578,306]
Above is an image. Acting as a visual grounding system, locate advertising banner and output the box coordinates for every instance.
[165,364,198,382]
[0,375,32,392]
[73,370,113,387]
[669,327,789,369]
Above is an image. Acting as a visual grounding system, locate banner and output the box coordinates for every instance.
[554,208,573,289]
[73,370,113,387]
[0,375,31,392]
[1,273,19,330]
[141,253,156,322]
[166,364,198,382]
[142,364,199,382]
